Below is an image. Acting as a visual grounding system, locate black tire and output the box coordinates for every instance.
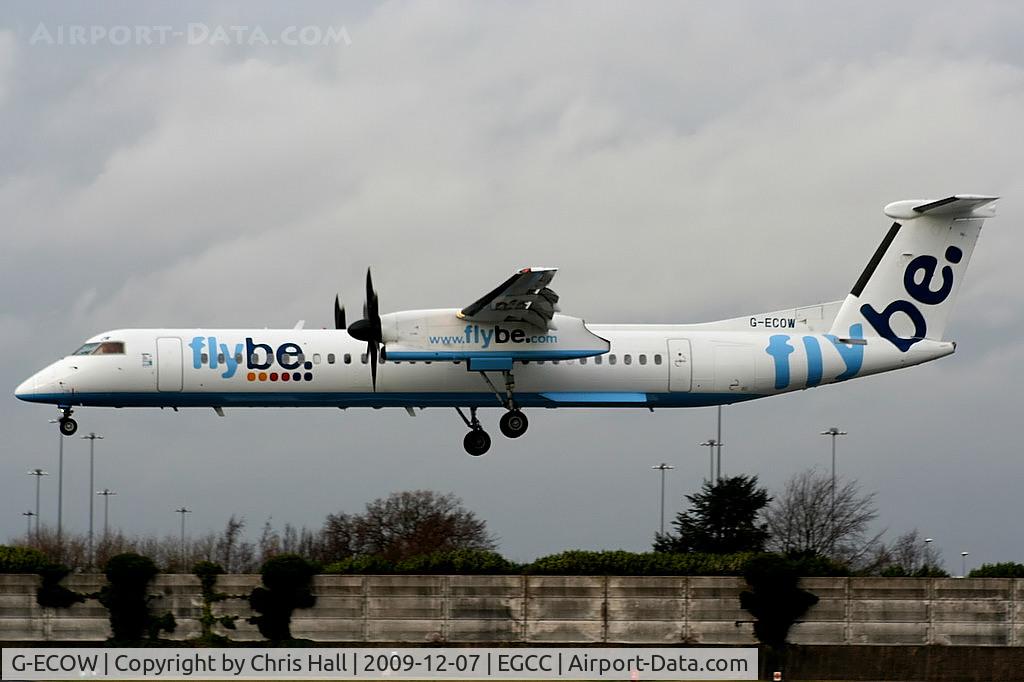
[59,417,78,436]
[499,410,529,439]
[463,429,491,456]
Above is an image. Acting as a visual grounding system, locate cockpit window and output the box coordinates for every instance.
[72,341,125,356]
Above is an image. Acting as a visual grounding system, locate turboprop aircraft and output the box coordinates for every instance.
[15,194,996,455]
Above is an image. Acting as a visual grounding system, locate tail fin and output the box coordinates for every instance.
[828,194,997,350]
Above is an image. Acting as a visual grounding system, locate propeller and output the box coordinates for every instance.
[347,268,384,390]
[333,295,346,329]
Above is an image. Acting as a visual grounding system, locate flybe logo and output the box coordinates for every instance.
[188,337,314,382]
[861,245,962,352]
[765,324,865,390]
[429,324,558,348]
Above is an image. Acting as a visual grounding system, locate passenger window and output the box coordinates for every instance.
[217,353,225,364]
[639,354,647,365]
[553,360,560,365]
[609,354,617,365]
[579,357,587,365]
[537,360,545,365]
[327,353,336,364]
[313,353,321,364]
[360,353,368,364]
[624,354,632,365]
[235,353,243,364]
[595,356,602,365]
[654,354,663,365]
[344,353,352,364]
[425,360,432,365]
[201,353,209,364]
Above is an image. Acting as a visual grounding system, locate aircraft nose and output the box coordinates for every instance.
[14,374,38,401]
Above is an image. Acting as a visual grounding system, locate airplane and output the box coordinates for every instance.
[15,194,996,456]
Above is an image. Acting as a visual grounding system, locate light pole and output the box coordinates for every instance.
[22,511,36,539]
[48,420,65,552]
[924,537,934,573]
[81,432,104,569]
[175,507,192,569]
[651,463,675,535]
[27,468,48,540]
[820,427,847,508]
[716,405,724,479]
[97,489,116,540]
[699,440,722,482]
[961,551,969,578]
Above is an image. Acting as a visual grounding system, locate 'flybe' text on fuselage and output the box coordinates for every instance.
[188,337,309,379]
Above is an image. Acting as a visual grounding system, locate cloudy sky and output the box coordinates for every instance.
[2,1,1022,568]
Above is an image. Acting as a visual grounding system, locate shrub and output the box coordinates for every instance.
[396,550,518,574]
[193,561,236,642]
[740,554,819,649]
[0,545,51,573]
[36,563,86,609]
[968,562,1024,578]
[249,554,317,642]
[524,550,762,576]
[323,555,396,574]
[98,553,175,642]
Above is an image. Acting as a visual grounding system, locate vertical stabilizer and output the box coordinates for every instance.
[828,195,997,351]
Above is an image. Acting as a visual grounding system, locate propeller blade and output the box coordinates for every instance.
[334,295,346,329]
[368,341,378,391]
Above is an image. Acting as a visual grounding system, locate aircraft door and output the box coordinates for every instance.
[668,339,692,392]
[156,337,183,392]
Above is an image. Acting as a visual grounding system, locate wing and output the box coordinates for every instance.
[459,267,560,330]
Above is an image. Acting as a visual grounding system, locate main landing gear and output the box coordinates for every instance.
[455,369,530,456]
[57,407,78,436]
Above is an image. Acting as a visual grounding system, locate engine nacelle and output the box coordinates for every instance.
[378,309,609,362]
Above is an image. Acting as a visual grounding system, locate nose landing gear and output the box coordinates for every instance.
[57,408,78,436]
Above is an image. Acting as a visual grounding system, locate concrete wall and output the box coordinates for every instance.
[1,574,1021,645]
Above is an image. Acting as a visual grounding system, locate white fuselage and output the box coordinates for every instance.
[14,318,954,410]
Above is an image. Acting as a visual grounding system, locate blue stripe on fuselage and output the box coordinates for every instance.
[19,391,764,409]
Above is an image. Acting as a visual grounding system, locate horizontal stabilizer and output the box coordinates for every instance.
[884,195,998,220]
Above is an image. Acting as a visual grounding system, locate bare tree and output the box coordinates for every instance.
[319,490,496,563]
[765,469,881,567]
[868,529,946,575]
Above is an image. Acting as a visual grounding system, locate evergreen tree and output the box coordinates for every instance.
[654,475,770,553]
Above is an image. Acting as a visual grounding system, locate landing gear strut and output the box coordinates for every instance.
[456,407,491,456]
[478,369,530,439]
[57,407,78,436]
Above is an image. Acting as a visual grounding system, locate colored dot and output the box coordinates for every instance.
[258,372,268,381]
[304,372,313,381]
[281,372,290,381]
[945,246,963,263]
[270,372,278,381]
[304,361,313,370]
[247,372,256,382]
[292,372,301,381]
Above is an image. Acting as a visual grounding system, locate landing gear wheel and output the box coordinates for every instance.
[499,410,529,439]
[59,417,78,436]
[463,429,491,456]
